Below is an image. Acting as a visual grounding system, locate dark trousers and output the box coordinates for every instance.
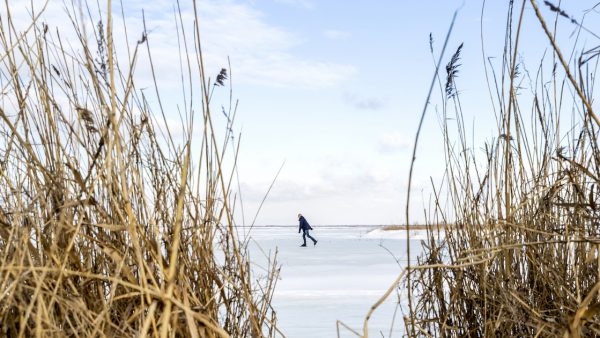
[302,229,317,245]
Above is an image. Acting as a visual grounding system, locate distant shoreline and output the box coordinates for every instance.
[234,224,448,229]
[377,224,451,231]
[235,225,381,228]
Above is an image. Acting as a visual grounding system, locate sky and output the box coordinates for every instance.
[6,0,600,225]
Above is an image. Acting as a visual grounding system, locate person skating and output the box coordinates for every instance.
[298,213,317,247]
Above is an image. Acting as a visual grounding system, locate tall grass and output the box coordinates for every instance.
[407,1,600,337]
[0,1,279,337]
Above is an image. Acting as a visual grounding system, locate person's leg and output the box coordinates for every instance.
[302,230,307,246]
[306,230,317,245]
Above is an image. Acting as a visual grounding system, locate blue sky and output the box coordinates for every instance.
[11,0,600,225]
[192,0,600,225]
[198,0,505,226]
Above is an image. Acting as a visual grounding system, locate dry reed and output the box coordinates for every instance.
[406,1,600,337]
[0,1,279,337]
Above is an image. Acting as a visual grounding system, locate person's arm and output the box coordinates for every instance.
[298,220,301,233]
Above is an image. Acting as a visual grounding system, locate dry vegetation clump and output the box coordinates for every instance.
[407,1,600,337]
[0,1,278,337]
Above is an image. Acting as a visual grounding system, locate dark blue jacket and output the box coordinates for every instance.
[298,216,313,232]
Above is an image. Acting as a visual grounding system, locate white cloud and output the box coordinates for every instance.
[272,0,314,9]
[323,29,350,41]
[343,92,385,110]
[197,1,354,88]
[234,152,439,225]
[9,1,355,91]
[134,0,357,89]
[378,132,411,153]
[234,55,355,88]
[152,116,191,138]
[241,159,400,204]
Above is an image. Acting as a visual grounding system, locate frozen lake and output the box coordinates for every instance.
[239,226,426,337]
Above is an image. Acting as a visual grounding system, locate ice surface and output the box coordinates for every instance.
[362,228,429,240]
[244,226,425,337]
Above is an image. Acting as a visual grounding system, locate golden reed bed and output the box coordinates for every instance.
[0,2,279,337]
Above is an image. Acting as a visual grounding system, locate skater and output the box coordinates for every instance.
[298,213,317,247]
